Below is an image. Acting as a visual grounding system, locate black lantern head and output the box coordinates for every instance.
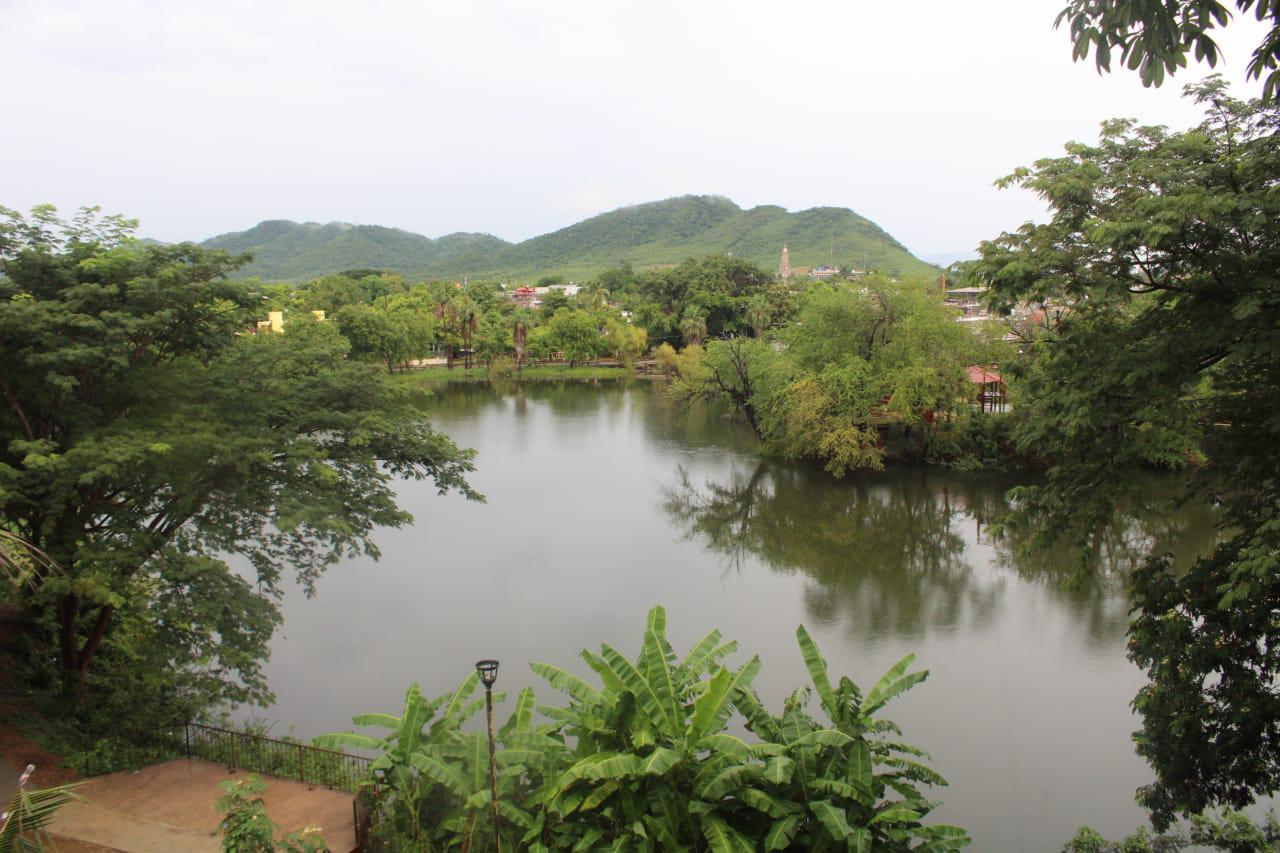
[475,659,499,688]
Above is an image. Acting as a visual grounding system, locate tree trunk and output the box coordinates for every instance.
[57,593,115,705]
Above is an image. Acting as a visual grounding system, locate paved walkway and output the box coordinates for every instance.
[0,758,17,810]
[47,758,355,852]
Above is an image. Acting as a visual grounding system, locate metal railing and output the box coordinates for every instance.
[182,722,372,793]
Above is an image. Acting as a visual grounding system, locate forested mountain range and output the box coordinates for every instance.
[198,195,938,281]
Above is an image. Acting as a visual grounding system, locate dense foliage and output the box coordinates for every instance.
[667,276,1004,474]
[606,255,787,348]
[971,80,1280,827]
[0,206,478,723]
[319,606,968,852]
[1065,811,1280,852]
[1057,0,1280,99]
[201,196,937,282]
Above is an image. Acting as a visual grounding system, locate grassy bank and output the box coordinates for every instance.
[392,364,652,386]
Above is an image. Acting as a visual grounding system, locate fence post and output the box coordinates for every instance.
[230,732,238,773]
[297,743,305,785]
[184,723,192,760]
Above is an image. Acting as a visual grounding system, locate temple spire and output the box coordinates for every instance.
[779,244,792,280]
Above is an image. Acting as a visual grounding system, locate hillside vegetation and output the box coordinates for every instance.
[199,195,937,281]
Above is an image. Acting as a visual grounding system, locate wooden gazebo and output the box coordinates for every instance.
[966,365,1007,413]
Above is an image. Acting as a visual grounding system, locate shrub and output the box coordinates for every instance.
[489,355,516,380]
[215,774,325,853]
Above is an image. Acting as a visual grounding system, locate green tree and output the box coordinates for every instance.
[746,296,771,338]
[679,310,708,347]
[540,288,571,320]
[546,309,600,366]
[1057,0,1280,99]
[971,80,1280,827]
[298,272,405,314]
[596,262,638,296]
[633,255,776,344]
[670,336,781,440]
[580,280,610,313]
[1065,810,1280,851]
[334,303,407,372]
[671,278,976,475]
[604,317,647,367]
[0,206,479,707]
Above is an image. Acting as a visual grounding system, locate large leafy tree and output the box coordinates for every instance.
[625,255,776,347]
[0,206,479,707]
[1057,0,1280,99]
[971,80,1280,827]
[670,277,976,475]
[545,309,601,366]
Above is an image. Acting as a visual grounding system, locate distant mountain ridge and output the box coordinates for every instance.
[198,195,937,281]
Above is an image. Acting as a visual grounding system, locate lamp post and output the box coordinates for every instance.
[475,659,501,851]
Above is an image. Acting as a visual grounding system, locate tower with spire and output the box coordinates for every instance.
[779,244,792,281]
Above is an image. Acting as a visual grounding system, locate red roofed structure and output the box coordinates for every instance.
[966,366,1007,413]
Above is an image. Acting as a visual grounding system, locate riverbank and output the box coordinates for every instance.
[392,363,656,386]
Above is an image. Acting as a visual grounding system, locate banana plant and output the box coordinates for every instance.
[317,678,468,842]
[319,674,569,852]
[524,605,785,851]
[328,610,969,852]
[731,626,971,851]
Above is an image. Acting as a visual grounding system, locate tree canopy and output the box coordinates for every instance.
[0,206,479,711]
[1057,0,1280,99]
[669,276,989,475]
[971,79,1280,827]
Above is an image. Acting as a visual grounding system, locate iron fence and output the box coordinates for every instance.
[182,722,373,793]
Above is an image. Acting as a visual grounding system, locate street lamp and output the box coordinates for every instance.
[475,659,501,851]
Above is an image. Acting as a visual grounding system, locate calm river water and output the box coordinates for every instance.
[257,380,1216,851]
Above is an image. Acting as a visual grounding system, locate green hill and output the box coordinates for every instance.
[198,196,937,281]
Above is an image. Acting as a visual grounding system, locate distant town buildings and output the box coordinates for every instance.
[944,286,990,324]
[252,310,325,333]
[809,265,841,279]
[504,282,581,308]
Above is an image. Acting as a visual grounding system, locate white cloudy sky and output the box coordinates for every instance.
[0,0,1267,261]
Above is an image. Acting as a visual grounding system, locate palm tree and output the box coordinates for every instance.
[680,311,708,347]
[1,765,82,853]
[581,281,610,313]
[746,298,770,339]
[0,531,59,591]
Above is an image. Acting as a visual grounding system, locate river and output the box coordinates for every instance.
[256,379,1218,851]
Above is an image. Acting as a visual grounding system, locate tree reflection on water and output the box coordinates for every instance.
[662,462,1218,647]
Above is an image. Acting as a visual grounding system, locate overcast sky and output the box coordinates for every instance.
[0,0,1268,262]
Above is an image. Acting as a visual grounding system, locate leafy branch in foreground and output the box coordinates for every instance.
[1056,0,1280,100]
[0,766,81,853]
